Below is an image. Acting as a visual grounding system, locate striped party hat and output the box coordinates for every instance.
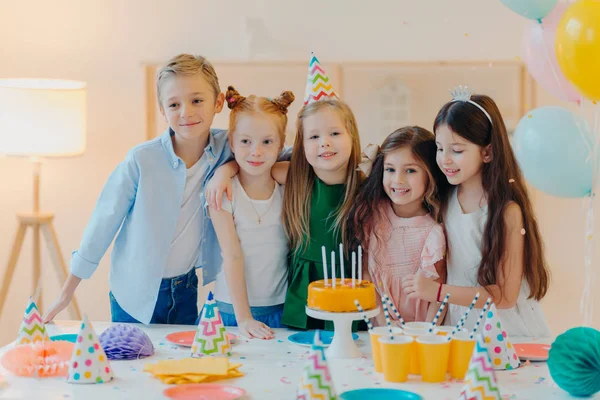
[304,52,338,105]
[16,297,48,344]
[459,332,501,400]
[296,331,337,399]
[191,291,231,357]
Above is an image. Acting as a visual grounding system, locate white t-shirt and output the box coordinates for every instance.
[213,176,288,306]
[163,155,208,278]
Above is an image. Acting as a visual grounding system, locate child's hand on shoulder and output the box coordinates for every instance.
[238,318,275,340]
[206,169,233,211]
[402,270,439,302]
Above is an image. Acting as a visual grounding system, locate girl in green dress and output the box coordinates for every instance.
[281,99,363,330]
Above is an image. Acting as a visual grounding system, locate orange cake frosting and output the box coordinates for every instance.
[307,279,377,312]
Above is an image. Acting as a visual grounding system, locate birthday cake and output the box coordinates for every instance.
[307,279,376,312]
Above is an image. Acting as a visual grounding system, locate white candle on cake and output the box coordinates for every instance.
[351,251,356,288]
[331,251,336,289]
[321,245,328,286]
[358,245,363,284]
[339,243,344,284]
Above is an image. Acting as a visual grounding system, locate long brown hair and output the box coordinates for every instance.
[348,126,448,255]
[434,94,549,301]
[283,99,362,255]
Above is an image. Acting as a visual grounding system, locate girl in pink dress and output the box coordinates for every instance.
[348,126,449,325]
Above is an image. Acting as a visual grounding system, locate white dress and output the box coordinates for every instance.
[444,188,551,337]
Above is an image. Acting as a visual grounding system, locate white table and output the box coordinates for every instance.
[0,321,580,400]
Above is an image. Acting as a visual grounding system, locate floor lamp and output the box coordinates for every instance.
[0,78,86,320]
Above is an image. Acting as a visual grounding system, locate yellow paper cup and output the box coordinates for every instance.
[403,326,429,375]
[378,335,414,383]
[449,331,475,379]
[404,322,432,330]
[417,334,451,383]
[369,327,403,373]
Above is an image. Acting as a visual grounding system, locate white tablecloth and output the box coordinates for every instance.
[0,321,575,399]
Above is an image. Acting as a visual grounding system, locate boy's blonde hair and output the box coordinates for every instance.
[282,99,363,255]
[225,86,295,149]
[156,54,221,108]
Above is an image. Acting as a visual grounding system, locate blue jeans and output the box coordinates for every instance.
[110,269,198,325]
[195,301,284,328]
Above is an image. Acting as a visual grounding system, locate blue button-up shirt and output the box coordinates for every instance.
[70,128,233,324]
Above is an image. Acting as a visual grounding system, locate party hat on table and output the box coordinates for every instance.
[304,52,338,105]
[296,331,338,400]
[67,315,113,384]
[481,303,520,370]
[16,297,48,345]
[191,291,231,357]
[459,332,501,400]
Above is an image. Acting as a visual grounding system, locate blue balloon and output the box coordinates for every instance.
[500,0,559,21]
[512,106,595,198]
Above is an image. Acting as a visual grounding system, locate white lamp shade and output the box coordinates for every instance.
[0,78,86,157]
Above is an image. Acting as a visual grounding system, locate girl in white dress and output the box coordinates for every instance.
[402,88,551,337]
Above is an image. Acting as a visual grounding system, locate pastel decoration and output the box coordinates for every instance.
[512,106,595,198]
[303,52,338,105]
[99,324,154,360]
[555,0,600,101]
[481,303,520,370]
[67,315,113,384]
[459,332,501,400]
[548,327,600,397]
[16,297,48,345]
[499,0,558,21]
[0,340,73,377]
[191,291,231,357]
[521,3,580,104]
[296,331,337,400]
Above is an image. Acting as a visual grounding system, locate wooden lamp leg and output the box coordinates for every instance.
[0,222,28,319]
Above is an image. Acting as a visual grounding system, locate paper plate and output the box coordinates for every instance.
[340,388,423,400]
[514,343,551,361]
[165,331,237,347]
[287,330,359,347]
[163,383,246,400]
[50,334,78,343]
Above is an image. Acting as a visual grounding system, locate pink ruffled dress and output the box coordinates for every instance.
[368,203,446,322]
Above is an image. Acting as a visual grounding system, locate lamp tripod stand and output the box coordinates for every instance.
[0,159,81,320]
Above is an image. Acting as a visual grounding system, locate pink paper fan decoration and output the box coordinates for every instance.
[1,341,74,377]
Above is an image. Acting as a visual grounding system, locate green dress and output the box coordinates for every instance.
[282,177,356,330]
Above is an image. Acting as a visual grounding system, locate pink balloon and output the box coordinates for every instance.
[522,3,581,103]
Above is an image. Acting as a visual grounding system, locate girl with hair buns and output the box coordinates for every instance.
[209,86,295,339]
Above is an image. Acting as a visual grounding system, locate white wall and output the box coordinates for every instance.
[0,0,596,345]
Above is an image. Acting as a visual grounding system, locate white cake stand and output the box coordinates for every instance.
[305,306,379,359]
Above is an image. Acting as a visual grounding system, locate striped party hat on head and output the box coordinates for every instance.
[304,52,338,105]
[16,297,48,344]
[191,291,231,357]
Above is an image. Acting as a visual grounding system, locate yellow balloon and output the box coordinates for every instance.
[555,0,600,101]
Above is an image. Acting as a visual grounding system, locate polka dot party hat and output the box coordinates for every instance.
[67,315,113,384]
[482,303,521,370]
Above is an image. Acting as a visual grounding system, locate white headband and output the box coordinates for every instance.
[449,85,493,126]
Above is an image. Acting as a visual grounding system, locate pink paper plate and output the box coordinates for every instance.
[165,331,237,347]
[163,383,246,399]
[514,343,551,361]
